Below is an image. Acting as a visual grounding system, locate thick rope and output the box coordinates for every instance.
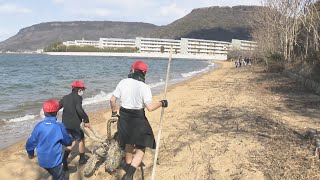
[80,122,105,143]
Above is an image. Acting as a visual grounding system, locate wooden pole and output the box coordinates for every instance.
[151,47,173,180]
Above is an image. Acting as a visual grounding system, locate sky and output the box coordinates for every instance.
[0,0,261,42]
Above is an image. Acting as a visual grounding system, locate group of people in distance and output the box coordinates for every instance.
[235,56,253,68]
[26,60,168,180]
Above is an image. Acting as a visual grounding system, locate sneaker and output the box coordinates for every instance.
[79,157,87,165]
[122,173,133,180]
[120,161,129,172]
[121,165,135,180]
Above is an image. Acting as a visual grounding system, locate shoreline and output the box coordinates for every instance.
[0,56,218,150]
[45,52,228,60]
[0,60,219,151]
[2,61,319,179]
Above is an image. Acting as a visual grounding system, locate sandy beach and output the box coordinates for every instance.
[1,61,319,180]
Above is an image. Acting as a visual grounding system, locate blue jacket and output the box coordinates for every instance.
[26,116,72,168]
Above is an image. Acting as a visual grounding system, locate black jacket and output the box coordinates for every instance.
[59,92,89,130]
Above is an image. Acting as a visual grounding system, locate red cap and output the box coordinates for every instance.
[71,80,86,89]
[132,61,148,72]
[43,100,60,113]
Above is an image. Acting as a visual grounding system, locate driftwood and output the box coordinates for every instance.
[257,132,284,138]
[257,132,273,138]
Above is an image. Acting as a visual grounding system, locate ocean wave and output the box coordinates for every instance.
[148,81,166,88]
[2,114,37,123]
[181,63,215,78]
[82,91,112,106]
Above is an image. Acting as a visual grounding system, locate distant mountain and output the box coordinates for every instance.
[0,6,259,51]
[0,21,158,51]
[150,6,257,41]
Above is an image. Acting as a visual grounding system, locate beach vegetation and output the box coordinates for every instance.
[45,42,139,53]
[44,42,67,52]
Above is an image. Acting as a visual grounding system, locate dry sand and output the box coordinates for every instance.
[1,61,319,180]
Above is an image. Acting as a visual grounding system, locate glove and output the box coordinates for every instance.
[160,100,168,108]
[28,154,34,159]
[112,111,120,118]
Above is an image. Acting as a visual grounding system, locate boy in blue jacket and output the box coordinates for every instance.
[26,100,72,180]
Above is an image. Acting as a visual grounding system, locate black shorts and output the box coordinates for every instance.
[66,129,84,142]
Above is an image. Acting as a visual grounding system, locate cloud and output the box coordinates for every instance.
[92,8,112,16]
[52,0,65,4]
[70,8,112,17]
[0,3,32,14]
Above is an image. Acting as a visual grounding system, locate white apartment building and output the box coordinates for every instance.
[63,39,100,47]
[136,37,181,53]
[231,39,258,51]
[63,41,76,46]
[99,38,136,48]
[181,38,231,55]
[62,37,256,60]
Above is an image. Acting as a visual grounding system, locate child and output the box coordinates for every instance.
[110,61,168,180]
[59,80,92,171]
[26,100,72,180]
[59,80,91,171]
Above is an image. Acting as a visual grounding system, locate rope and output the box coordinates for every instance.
[107,118,117,139]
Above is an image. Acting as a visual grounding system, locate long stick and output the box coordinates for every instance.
[151,47,173,180]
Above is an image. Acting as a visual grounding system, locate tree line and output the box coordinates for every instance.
[44,42,139,53]
[251,0,320,80]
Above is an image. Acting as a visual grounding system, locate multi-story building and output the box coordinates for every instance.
[63,41,76,46]
[99,38,136,48]
[63,39,99,47]
[62,37,257,60]
[231,39,258,51]
[136,37,181,53]
[180,38,231,55]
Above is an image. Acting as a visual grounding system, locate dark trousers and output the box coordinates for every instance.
[44,163,65,180]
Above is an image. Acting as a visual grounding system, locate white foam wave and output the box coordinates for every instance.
[83,91,112,106]
[4,114,37,123]
[148,81,165,88]
[181,63,215,78]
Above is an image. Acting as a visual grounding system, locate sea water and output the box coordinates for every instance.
[0,54,215,149]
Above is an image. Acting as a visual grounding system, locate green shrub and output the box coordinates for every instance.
[45,42,138,53]
[265,52,285,73]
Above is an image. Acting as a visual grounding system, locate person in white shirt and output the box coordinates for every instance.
[110,61,168,180]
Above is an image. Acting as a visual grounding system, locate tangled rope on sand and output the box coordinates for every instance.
[80,120,123,176]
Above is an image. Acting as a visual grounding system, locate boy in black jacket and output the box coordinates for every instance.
[59,80,92,171]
